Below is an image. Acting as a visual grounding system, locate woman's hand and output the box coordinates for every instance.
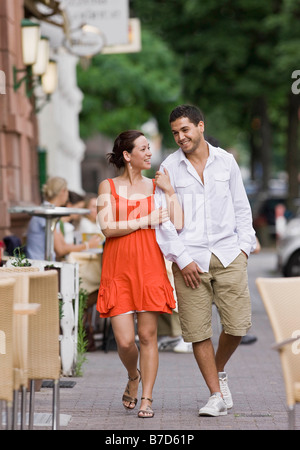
[147,207,169,227]
[155,168,174,195]
[87,234,102,249]
[155,167,184,230]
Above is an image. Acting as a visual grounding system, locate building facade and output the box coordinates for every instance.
[0,0,40,241]
[0,0,87,242]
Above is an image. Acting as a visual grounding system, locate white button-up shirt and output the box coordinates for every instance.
[155,143,257,272]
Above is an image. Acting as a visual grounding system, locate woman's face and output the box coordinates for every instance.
[69,200,85,221]
[126,135,152,171]
[59,187,69,206]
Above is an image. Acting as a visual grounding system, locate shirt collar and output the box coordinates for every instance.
[178,141,218,165]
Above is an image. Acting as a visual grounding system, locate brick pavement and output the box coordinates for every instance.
[29,250,299,432]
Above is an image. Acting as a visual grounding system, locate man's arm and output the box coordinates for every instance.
[229,157,257,255]
[154,173,203,288]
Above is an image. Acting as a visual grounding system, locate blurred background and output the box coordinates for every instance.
[1,0,300,253]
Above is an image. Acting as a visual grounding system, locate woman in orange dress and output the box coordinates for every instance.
[96,130,183,418]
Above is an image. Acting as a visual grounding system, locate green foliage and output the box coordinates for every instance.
[77,29,182,147]
[77,0,300,185]
[11,247,31,267]
[132,0,300,178]
[74,284,89,377]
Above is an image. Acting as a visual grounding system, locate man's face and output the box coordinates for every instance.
[170,117,204,155]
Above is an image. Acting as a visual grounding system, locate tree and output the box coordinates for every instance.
[131,0,300,207]
[77,28,182,148]
[267,0,300,210]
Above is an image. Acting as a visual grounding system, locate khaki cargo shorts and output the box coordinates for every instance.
[172,253,251,343]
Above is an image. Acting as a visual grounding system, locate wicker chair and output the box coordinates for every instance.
[256,277,300,430]
[0,267,61,429]
[0,278,15,430]
[26,270,61,430]
[0,267,39,429]
[0,266,39,430]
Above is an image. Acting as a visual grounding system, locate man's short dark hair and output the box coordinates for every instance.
[169,105,204,126]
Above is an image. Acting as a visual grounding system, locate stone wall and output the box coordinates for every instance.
[0,0,40,241]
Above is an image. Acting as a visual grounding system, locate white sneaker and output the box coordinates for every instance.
[157,336,180,351]
[199,393,227,416]
[218,372,233,409]
[173,337,193,353]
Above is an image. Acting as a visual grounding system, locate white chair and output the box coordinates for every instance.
[256,277,300,429]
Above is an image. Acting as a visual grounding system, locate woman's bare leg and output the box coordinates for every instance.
[111,314,140,408]
[137,312,159,417]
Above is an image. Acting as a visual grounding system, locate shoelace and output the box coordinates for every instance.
[219,377,229,396]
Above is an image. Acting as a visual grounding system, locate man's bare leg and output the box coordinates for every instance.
[215,331,241,372]
[192,338,220,394]
[193,338,228,416]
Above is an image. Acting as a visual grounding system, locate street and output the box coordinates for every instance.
[29,248,299,431]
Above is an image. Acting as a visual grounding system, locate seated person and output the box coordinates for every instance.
[76,192,105,251]
[54,191,101,261]
[26,177,69,260]
[72,193,106,351]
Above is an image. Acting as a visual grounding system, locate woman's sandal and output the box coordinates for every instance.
[138,397,154,418]
[122,369,141,410]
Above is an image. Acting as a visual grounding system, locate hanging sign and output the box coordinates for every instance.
[102,18,141,54]
[63,24,106,57]
[61,0,129,47]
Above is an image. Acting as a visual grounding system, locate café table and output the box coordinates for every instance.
[8,205,90,261]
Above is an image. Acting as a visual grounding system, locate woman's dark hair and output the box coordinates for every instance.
[169,104,204,126]
[68,191,84,205]
[107,130,145,169]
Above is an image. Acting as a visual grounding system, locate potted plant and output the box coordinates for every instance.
[11,246,31,267]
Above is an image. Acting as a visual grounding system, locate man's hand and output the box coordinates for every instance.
[241,250,248,258]
[181,261,203,289]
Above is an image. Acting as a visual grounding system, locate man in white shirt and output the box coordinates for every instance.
[155,105,257,417]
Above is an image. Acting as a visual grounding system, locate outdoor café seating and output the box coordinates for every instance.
[0,267,60,429]
[0,267,38,429]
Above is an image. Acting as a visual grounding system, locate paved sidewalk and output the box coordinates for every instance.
[30,250,299,432]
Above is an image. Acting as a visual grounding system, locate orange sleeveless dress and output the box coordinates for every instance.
[96,178,175,318]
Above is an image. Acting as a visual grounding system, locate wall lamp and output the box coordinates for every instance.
[13,19,41,96]
[13,18,57,104]
[35,59,58,113]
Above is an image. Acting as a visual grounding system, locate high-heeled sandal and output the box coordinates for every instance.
[138,397,154,418]
[122,368,141,410]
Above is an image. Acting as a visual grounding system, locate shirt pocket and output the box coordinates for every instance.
[174,179,194,210]
[175,178,194,193]
[174,178,195,224]
[214,172,230,196]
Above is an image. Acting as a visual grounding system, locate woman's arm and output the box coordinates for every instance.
[54,230,101,258]
[155,168,184,230]
[97,179,169,238]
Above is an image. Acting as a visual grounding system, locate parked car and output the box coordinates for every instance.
[253,196,288,238]
[277,214,300,277]
[246,178,288,245]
